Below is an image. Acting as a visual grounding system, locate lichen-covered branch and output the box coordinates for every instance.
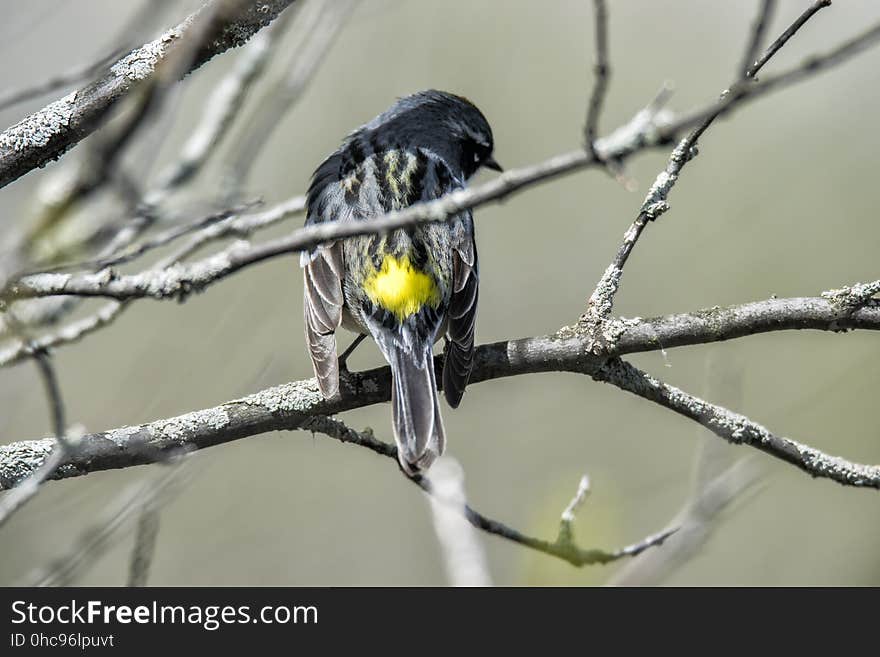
[2,0,879,582]
[0,0,298,190]
[612,292,880,355]
[1,289,877,492]
[221,414,678,567]
[11,5,880,307]
[607,365,762,585]
[14,17,880,307]
[593,358,880,489]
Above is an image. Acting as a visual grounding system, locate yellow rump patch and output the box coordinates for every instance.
[363,254,439,321]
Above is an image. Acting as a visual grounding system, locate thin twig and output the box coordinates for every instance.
[165,194,306,263]
[0,348,72,529]
[14,7,880,304]
[584,0,610,155]
[31,350,65,443]
[0,48,125,113]
[304,417,676,567]
[561,475,591,524]
[0,197,308,369]
[0,301,125,369]
[36,202,261,274]
[750,0,829,77]
[584,0,833,320]
[149,14,291,196]
[739,0,777,78]
[223,0,355,199]
[607,362,762,585]
[558,474,591,546]
[663,6,875,147]
[127,509,160,587]
[0,0,176,112]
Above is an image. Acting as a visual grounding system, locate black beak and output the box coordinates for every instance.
[483,156,503,172]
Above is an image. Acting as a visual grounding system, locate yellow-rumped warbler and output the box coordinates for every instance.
[301,90,501,475]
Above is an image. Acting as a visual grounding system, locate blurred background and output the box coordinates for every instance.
[0,0,878,586]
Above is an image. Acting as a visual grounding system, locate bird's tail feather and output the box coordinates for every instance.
[389,346,445,475]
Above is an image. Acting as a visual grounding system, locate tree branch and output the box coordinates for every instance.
[1,289,876,490]
[222,0,356,199]
[749,0,829,77]
[297,417,678,567]
[584,0,833,321]
[593,358,880,489]
[0,301,125,369]
[12,6,877,306]
[0,348,72,527]
[0,47,126,113]
[583,0,610,155]
[2,0,878,581]
[664,10,880,145]
[0,197,307,369]
[0,0,299,190]
[613,292,880,355]
[739,0,777,78]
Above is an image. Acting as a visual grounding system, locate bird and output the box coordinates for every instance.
[300,89,501,475]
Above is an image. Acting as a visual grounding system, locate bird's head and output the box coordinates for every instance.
[365,89,502,179]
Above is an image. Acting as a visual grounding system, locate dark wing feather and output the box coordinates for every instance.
[302,149,348,399]
[303,244,344,398]
[443,213,478,408]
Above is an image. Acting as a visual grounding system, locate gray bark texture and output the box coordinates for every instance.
[0,0,297,190]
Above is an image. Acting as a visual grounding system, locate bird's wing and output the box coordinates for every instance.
[401,150,478,409]
[302,243,344,398]
[443,210,478,409]
[301,152,347,398]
